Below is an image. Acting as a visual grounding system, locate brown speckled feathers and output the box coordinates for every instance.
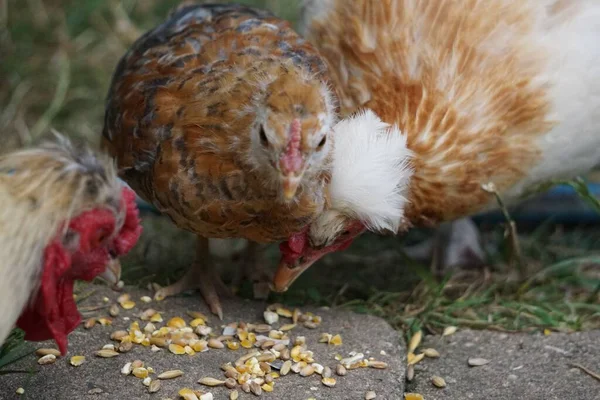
[103,4,335,242]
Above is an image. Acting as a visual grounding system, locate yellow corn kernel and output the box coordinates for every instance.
[133,367,149,379]
[192,340,207,352]
[330,334,342,346]
[169,344,186,355]
[261,383,274,392]
[120,300,136,310]
[167,317,186,329]
[190,318,205,328]
[150,313,163,323]
[227,341,240,350]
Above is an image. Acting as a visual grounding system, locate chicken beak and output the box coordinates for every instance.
[271,258,315,293]
[282,174,302,201]
[97,257,122,287]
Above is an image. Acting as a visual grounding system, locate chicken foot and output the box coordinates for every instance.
[231,241,272,300]
[403,217,487,277]
[154,236,231,320]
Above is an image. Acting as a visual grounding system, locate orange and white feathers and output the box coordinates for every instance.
[301,0,600,246]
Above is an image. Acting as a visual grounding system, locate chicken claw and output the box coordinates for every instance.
[231,242,272,300]
[154,237,231,320]
[403,218,486,276]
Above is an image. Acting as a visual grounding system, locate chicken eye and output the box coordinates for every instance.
[317,135,327,149]
[259,126,269,147]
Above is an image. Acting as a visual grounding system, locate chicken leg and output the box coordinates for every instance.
[231,241,272,300]
[403,218,486,276]
[154,236,231,320]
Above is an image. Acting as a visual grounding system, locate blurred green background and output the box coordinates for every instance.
[1,0,599,336]
[0,0,300,152]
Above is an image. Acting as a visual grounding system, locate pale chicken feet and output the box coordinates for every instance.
[231,241,272,300]
[403,217,487,277]
[154,237,231,320]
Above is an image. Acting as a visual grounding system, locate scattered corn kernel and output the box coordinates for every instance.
[167,317,186,328]
[169,344,186,355]
[322,377,337,387]
[261,383,274,392]
[120,300,136,310]
[330,334,342,346]
[150,313,163,323]
[280,323,296,331]
[227,341,240,350]
[70,355,85,367]
[190,318,206,328]
[276,308,292,318]
[178,388,199,400]
[133,367,149,379]
[84,317,96,329]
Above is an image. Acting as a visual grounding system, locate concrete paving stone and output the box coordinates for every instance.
[406,329,600,400]
[0,285,405,400]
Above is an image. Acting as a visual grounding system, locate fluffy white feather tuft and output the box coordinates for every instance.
[328,109,413,233]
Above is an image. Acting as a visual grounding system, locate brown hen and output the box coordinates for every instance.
[102,3,337,318]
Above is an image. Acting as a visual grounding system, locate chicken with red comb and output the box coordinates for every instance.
[0,135,142,354]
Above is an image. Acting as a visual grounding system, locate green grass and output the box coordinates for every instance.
[1,0,600,372]
[1,0,301,152]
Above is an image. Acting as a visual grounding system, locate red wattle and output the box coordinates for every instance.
[16,186,142,355]
[16,240,75,355]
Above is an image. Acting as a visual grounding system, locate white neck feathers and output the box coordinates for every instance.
[328,109,413,233]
